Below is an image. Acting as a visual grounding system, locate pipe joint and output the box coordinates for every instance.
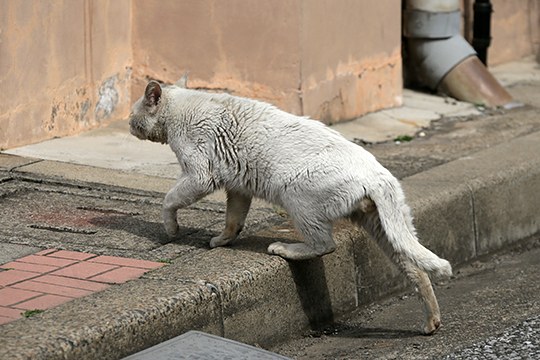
[404,9,461,39]
[409,35,476,89]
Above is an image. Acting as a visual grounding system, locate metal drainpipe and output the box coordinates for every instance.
[472,0,492,65]
[404,0,513,107]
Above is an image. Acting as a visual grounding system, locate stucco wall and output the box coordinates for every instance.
[131,0,303,115]
[463,0,540,66]
[490,0,539,65]
[0,0,132,149]
[1,0,538,149]
[301,0,402,123]
[131,0,402,124]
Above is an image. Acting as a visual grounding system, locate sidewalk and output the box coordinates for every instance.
[1,58,539,359]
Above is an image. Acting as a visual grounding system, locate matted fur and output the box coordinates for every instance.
[130,80,452,334]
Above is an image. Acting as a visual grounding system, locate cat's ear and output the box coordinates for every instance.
[144,81,162,107]
[175,71,189,88]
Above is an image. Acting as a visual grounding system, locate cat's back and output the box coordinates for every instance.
[167,87,370,162]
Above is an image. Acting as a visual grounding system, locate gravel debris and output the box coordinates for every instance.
[442,315,540,359]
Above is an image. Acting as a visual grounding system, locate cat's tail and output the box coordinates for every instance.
[359,177,452,279]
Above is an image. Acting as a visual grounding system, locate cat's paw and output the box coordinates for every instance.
[163,220,179,237]
[162,209,179,237]
[268,242,319,260]
[422,317,442,335]
[210,234,232,248]
[267,242,287,257]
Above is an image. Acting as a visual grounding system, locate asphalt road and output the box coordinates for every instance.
[273,235,540,359]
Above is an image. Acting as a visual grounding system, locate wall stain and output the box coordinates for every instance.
[95,75,119,121]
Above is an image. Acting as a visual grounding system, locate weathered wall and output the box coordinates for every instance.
[301,0,402,123]
[131,0,303,115]
[489,0,540,65]
[0,0,132,150]
[2,0,538,150]
[463,0,540,66]
[131,0,402,124]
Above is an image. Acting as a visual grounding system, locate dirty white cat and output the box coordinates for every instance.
[129,77,452,334]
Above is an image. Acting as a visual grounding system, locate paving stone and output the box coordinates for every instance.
[0,248,168,326]
[34,249,58,256]
[12,280,93,298]
[33,274,111,292]
[0,306,23,319]
[14,294,72,310]
[0,287,41,306]
[0,269,40,286]
[0,261,58,274]
[51,262,118,279]
[89,267,149,284]
[89,255,164,269]
[17,254,77,268]
[0,316,16,325]
[47,250,97,261]
[0,306,21,320]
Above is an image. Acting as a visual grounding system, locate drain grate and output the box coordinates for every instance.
[122,331,291,360]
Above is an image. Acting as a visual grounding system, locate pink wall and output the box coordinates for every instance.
[131,0,403,124]
[0,0,132,149]
[1,0,537,149]
[463,0,540,66]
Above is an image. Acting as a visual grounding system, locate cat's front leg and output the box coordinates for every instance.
[163,176,212,237]
[210,190,252,248]
[162,207,179,237]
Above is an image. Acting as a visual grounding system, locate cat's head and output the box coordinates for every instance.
[129,80,168,144]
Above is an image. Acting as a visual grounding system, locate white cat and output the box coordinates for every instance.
[129,77,452,334]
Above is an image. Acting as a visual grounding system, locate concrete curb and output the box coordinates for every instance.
[1,131,539,359]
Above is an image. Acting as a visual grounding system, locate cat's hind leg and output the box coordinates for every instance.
[210,190,252,248]
[350,209,442,335]
[268,218,336,260]
[402,260,442,334]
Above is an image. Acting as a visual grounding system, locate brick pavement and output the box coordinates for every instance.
[0,249,164,325]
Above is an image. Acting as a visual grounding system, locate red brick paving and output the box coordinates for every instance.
[89,266,149,284]
[15,294,73,311]
[0,316,15,325]
[1,261,59,274]
[0,249,165,325]
[35,274,110,292]
[0,269,40,287]
[34,249,59,256]
[49,250,97,261]
[13,280,93,298]
[0,306,25,318]
[89,255,165,269]
[0,287,41,306]
[17,254,77,267]
[51,261,117,279]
